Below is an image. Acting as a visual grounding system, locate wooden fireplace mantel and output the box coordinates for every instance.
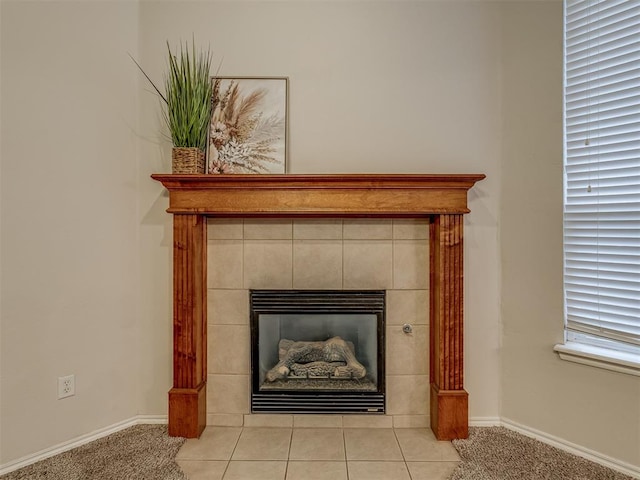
[152,173,485,440]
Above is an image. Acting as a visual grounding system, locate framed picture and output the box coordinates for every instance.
[208,76,288,174]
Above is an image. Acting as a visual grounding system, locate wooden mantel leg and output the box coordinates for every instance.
[429,214,468,440]
[169,214,207,438]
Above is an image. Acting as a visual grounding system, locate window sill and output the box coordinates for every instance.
[554,342,640,377]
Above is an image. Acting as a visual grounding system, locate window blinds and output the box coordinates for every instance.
[564,0,640,349]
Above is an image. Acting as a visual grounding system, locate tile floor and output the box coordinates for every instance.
[176,426,460,480]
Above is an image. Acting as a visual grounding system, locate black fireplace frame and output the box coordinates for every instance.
[250,289,386,414]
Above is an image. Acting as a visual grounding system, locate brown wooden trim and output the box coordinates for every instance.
[168,384,206,438]
[151,174,485,216]
[430,214,467,439]
[430,214,464,391]
[151,173,486,189]
[430,384,469,440]
[153,173,484,440]
[171,215,207,437]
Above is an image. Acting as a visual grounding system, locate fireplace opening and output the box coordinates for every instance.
[250,290,385,414]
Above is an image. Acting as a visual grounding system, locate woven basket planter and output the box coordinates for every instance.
[172,147,205,174]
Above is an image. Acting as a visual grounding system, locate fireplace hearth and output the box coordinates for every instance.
[250,290,385,414]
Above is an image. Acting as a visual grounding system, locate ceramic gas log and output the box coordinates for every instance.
[266,337,367,382]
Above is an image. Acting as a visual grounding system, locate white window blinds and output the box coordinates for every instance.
[564,0,640,350]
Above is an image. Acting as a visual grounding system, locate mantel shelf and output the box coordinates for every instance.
[152,172,485,441]
[151,173,486,216]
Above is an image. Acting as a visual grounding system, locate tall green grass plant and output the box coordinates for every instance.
[132,40,212,151]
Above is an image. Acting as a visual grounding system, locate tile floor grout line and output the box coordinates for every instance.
[393,427,414,480]
[220,426,244,480]
[220,459,231,480]
[283,427,293,480]
[342,427,350,480]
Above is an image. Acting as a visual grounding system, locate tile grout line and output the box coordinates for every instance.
[393,427,413,480]
[341,219,345,290]
[289,221,294,289]
[391,222,396,289]
[342,427,350,480]
[241,219,245,290]
[221,426,244,480]
[284,427,293,480]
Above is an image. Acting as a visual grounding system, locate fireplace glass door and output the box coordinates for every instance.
[250,290,385,414]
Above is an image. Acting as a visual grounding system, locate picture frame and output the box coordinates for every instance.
[207,76,289,174]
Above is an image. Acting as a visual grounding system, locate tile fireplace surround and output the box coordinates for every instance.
[210,219,423,420]
[152,174,485,442]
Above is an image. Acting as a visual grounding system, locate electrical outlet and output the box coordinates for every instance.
[58,375,75,399]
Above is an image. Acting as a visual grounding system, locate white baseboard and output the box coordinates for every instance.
[0,415,167,476]
[469,416,501,427]
[2,414,637,479]
[501,417,640,479]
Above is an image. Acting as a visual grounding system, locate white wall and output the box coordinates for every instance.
[0,0,145,463]
[1,0,637,472]
[499,2,640,469]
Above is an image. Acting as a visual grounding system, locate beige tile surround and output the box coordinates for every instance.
[206,218,430,428]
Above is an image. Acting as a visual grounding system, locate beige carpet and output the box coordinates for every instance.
[2,424,636,479]
[0,425,186,480]
[451,427,635,480]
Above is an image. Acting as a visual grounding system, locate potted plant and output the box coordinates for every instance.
[133,40,212,173]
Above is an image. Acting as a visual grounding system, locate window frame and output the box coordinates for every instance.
[557,0,640,375]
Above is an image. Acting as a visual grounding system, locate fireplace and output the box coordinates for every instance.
[152,173,485,440]
[250,290,385,414]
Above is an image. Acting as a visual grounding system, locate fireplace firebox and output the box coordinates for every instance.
[250,290,385,414]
